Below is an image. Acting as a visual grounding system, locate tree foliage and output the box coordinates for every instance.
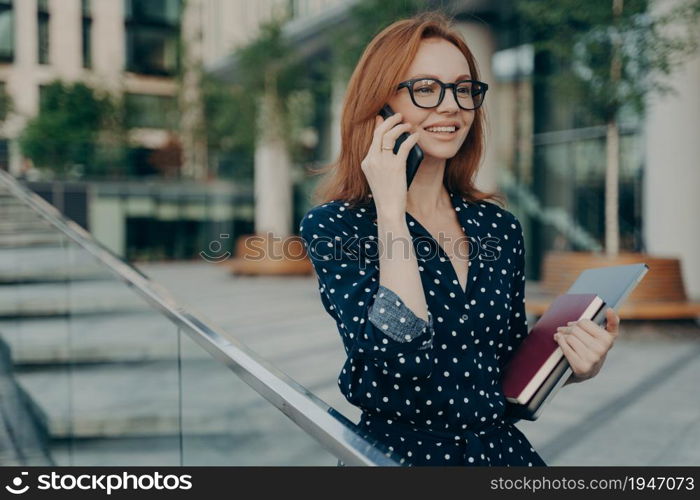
[516,0,700,122]
[203,17,316,177]
[0,83,11,122]
[19,81,122,176]
[203,0,452,177]
[330,0,436,74]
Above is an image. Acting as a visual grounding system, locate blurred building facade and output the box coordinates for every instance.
[0,0,184,177]
[207,0,700,297]
[0,0,349,260]
[0,0,697,295]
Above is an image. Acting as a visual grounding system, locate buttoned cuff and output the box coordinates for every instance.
[368,285,434,348]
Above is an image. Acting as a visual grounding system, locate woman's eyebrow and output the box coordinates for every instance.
[410,73,472,81]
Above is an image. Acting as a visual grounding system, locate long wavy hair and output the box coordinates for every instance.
[310,11,505,209]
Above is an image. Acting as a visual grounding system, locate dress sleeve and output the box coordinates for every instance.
[300,205,436,379]
[502,216,529,368]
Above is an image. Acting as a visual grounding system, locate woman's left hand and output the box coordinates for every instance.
[553,308,620,383]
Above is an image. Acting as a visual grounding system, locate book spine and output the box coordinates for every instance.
[581,296,605,321]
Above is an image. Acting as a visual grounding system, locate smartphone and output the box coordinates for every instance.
[378,105,423,189]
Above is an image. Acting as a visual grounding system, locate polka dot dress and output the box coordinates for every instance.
[299,187,546,467]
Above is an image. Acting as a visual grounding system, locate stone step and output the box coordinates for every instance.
[0,308,338,365]
[0,280,152,318]
[0,245,108,283]
[0,232,66,248]
[0,206,45,220]
[0,220,54,233]
[0,339,53,466]
[49,427,336,466]
[0,198,26,207]
[0,312,181,364]
[14,341,342,439]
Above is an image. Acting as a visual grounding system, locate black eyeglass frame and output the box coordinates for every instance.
[396,78,489,111]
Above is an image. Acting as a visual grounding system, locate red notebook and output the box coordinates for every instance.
[502,293,605,405]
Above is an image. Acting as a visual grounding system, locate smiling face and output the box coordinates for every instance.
[387,37,476,165]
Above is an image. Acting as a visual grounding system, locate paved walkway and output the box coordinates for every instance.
[139,260,700,466]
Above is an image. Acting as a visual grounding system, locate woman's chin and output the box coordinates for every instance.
[420,144,464,162]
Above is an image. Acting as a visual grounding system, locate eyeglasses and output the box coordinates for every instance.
[397,78,489,111]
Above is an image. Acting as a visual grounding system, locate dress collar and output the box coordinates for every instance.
[366,187,486,302]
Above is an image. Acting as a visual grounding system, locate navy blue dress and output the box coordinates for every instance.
[299,187,546,467]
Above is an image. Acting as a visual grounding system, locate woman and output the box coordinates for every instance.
[299,12,620,467]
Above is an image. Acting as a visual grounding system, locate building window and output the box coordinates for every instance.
[38,84,49,111]
[0,139,8,172]
[0,82,8,168]
[37,0,49,65]
[0,0,13,62]
[288,0,298,18]
[0,80,9,121]
[124,0,181,76]
[125,93,178,129]
[82,0,92,68]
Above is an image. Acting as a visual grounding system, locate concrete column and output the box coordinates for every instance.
[11,0,38,116]
[643,13,700,298]
[49,0,81,79]
[8,140,23,177]
[180,0,208,180]
[328,67,348,163]
[14,0,37,69]
[6,0,37,175]
[455,21,498,194]
[254,90,292,238]
[92,0,125,91]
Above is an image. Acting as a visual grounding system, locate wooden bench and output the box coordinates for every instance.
[225,234,313,276]
[526,252,700,320]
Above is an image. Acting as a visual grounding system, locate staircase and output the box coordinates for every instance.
[0,182,353,466]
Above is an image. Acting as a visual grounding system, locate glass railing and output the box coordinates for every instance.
[0,169,400,466]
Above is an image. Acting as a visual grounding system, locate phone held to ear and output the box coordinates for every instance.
[378,105,424,189]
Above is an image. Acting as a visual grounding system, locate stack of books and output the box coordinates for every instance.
[502,293,605,420]
[501,263,649,420]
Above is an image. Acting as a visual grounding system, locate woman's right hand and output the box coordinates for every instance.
[360,112,420,218]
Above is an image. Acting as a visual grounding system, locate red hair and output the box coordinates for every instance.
[310,11,505,209]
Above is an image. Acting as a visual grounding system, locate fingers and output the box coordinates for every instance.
[562,332,591,360]
[606,308,620,335]
[566,313,619,344]
[554,333,583,367]
[382,122,413,150]
[372,112,403,151]
[555,311,621,382]
[555,333,596,379]
[397,131,420,159]
[563,324,605,354]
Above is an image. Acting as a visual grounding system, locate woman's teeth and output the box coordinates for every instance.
[425,126,456,133]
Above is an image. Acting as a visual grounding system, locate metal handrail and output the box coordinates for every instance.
[0,169,400,466]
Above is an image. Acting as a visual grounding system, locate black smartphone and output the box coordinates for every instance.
[378,105,423,189]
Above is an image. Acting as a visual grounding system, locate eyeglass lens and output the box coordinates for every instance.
[411,79,485,109]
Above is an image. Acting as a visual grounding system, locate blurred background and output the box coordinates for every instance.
[0,0,698,466]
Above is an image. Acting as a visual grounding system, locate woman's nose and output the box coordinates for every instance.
[436,88,460,112]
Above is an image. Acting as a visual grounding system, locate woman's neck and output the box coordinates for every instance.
[406,158,451,218]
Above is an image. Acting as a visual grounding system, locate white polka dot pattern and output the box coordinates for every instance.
[299,188,545,467]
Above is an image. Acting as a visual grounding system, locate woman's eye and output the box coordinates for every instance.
[415,87,435,94]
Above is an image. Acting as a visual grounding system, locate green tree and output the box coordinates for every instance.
[204,0,438,180]
[0,83,12,122]
[516,0,700,256]
[331,0,432,74]
[202,74,257,180]
[204,16,329,180]
[19,81,120,177]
